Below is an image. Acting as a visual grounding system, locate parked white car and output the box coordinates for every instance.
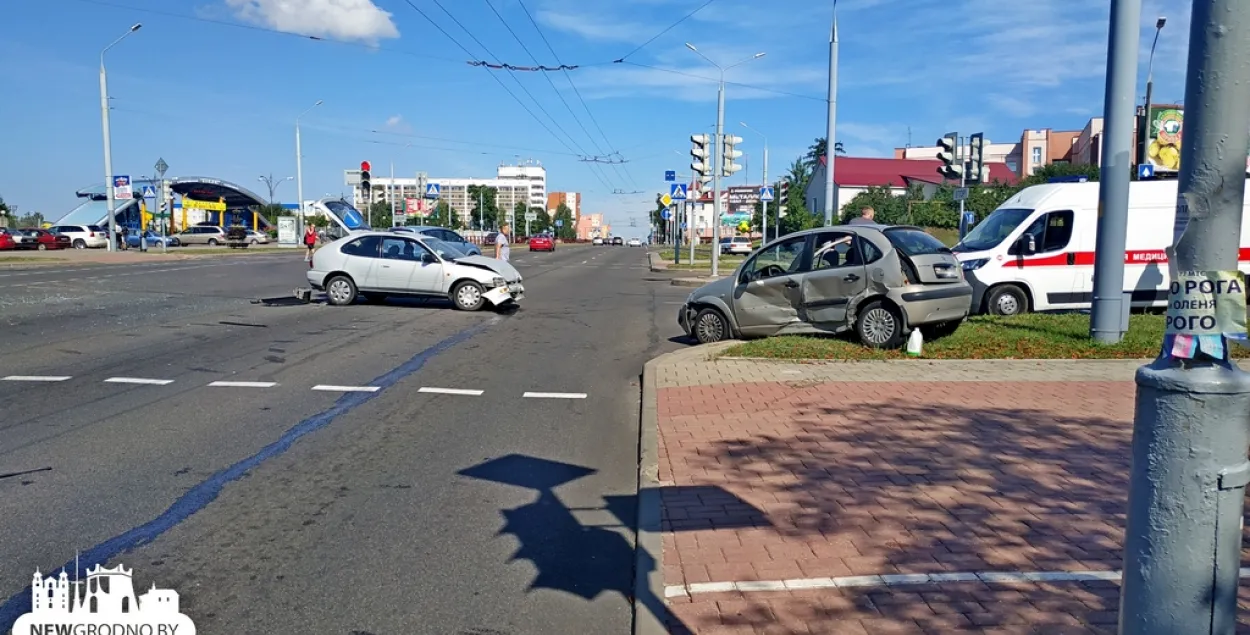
[306,231,524,310]
[627,238,642,247]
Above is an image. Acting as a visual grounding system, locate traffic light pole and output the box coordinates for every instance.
[1119,2,1250,633]
[1089,0,1142,344]
[711,81,725,278]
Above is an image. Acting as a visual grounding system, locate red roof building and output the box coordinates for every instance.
[805,156,1018,217]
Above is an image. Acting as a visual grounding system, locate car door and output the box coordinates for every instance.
[374,236,422,291]
[799,230,872,328]
[336,235,382,287]
[1008,210,1079,308]
[405,238,445,293]
[731,234,812,336]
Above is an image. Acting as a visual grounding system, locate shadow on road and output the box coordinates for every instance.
[458,454,769,634]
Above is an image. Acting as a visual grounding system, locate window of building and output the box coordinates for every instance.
[1031,147,1042,164]
[1006,158,1019,172]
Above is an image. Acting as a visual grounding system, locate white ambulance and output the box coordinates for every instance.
[952,179,1250,315]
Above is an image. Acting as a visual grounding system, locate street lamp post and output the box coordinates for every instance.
[100,23,141,252]
[741,121,769,242]
[685,43,765,278]
[294,100,323,236]
[1140,16,1167,166]
[258,174,293,205]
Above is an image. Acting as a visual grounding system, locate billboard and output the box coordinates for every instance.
[1144,105,1183,172]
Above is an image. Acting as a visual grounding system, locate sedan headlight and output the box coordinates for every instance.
[491,276,506,287]
[961,258,989,271]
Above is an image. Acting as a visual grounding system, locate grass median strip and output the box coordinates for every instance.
[718,313,1249,360]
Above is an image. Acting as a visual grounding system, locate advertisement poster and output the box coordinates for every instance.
[1145,106,1183,172]
[277,216,297,245]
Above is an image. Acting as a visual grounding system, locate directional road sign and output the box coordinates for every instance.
[669,183,687,200]
[1138,163,1155,179]
[681,222,688,230]
[141,185,158,199]
[524,211,538,221]
[154,158,169,177]
[660,193,673,207]
[759,186,774,201]
[953,187,969,202]
[424,183,441,198]
[664,170,676,182]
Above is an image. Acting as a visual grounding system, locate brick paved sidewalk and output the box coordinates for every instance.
[647,346,1250,634]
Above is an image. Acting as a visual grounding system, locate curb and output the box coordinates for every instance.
[634,351,667,635]
[670,276,719,287]
[647,251,668,272]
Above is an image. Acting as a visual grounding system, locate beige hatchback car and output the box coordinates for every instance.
[678,224,973,348]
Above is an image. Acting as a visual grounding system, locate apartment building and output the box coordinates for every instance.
[353,161,548,228]
[497,160,547,209]
[546,191,581,221]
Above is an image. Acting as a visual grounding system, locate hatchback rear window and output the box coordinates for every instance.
[88,225,104,232]
[884,228,950,256]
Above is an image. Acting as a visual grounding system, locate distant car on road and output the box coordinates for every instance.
[719,237,753,255]
[174,226,227,245]
[390,226,482,256]
[592,237,604,246]
[627,238,642,247]
[47,224,108,249]
[17,228,71,250]
[528,234,555,252]
[611,236,624,246]
[679,225,972,349]
[306,231,524,311]
[245,229,269,245]
[124,230,181,248]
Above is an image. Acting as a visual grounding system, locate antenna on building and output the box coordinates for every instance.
[906,126,912,148]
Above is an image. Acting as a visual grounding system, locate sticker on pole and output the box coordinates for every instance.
[1164,270,1249,359]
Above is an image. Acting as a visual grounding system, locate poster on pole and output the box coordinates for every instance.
[277,217,297,246]
[1163,270,1248,359]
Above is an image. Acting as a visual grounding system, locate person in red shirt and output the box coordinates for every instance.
[303,225,317,261]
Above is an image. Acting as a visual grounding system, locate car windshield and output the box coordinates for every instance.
[423,238,466,259]
[955,208,1034,252]
[884,228,951,256]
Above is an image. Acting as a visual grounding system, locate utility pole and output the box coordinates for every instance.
[294,100,322,237]
[1141,17,1168,166]
[1089,0,1142,344]
[1119,1,1250,633]
[822,5,839,226]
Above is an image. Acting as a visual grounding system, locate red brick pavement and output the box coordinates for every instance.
[655,379,1250,634]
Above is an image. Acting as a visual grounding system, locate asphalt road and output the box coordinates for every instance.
[0,244,691,634]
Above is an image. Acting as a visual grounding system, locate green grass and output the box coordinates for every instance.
[718,313,1245,361]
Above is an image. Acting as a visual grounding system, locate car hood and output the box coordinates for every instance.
[451,255,522,281]
[690,274,735,301]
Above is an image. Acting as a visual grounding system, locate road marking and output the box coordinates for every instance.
[522,391,587,399]
[105,377,174,385]
[663,569,1129,598]
[312,385,380,392]
[207,381,277,388]
[2,375,72,382]
[418,387,483,396]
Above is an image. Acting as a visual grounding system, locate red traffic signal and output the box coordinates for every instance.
[361,161,371,172]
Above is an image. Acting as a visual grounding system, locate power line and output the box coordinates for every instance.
[514,0,639,191]
[611,0,719,63]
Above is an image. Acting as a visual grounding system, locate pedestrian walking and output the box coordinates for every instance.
[303,224,318,261]
[495,223,511,262]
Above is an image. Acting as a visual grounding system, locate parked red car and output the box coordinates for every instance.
[528,234,555,252]
[18,228,71,250]
[0,229,18,250]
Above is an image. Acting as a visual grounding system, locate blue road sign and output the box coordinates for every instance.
[664,170,676,182]
[670,183,688,200]
[681,222,688,230]
[759,186,774,202]
[661,209,672,220]
[1137,164,1155,179]
[555,219,564,227]
[141,185,158,199]
[424,183,441,198]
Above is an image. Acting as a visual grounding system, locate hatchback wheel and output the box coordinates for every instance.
[693,308,729,344]
[73,239,86,249]
[325,275,357,306]
[452,281,485,311]
[856,300,904,349]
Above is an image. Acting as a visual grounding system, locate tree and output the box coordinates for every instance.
[512,201,529,234]
[256,204,285,226]
[423,201,459,228]
[466,184,499,230]
[0,195,9,217]
[528,206,551,234]
[553,202,576,240]
[804,137,846,171]
[16,211,45,227]
[369,200,393,229]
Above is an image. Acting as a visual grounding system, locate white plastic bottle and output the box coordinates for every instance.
[906,328,923,357]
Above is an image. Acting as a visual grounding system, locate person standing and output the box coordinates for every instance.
[494,223,511,262]
[303,224,318,261]
[848,206,876,225]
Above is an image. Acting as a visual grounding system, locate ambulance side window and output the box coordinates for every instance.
[1008,210,1074,255]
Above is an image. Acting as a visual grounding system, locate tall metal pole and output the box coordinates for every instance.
[389,161,396,225]
[958,137,967,223]
[1141,17,1167,166]
[822,7,839,226]
[761,144,768,241]
[712,78,725,277]
[294,100,322,238]
[1120,1,1250,632]
[99,24,141,253]
[689,167,696,264]
[1089,0,1141,344]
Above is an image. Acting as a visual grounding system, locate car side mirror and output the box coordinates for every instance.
[422,252,437,264]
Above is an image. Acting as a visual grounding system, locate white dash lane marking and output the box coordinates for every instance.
[522,392,587,399]
[312,385,380,393]
[207,381,277,388]
[105,377,174,385]
[418,387,484,396]
[2,375,72,382]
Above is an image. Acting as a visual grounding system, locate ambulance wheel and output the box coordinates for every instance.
[987,284,1028,316]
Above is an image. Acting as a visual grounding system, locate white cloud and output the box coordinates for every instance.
[223,0,399,44]
[534,10,654,43]
[384,115,407,130]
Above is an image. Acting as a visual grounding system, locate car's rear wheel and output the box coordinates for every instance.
[73,239,85,249]
[987,284,1028,316]
[325,275,357,306]
[856,300,904,349]
[37,244,46,251]
[693,308,730,344]
[207,238,219,246]
[452,281,485,311]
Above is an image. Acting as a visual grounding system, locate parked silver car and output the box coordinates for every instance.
[390,225,482,256]
[678,224,972,348]
[306,231,523,310]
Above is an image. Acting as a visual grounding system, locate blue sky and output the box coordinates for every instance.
[2,0,1193,236]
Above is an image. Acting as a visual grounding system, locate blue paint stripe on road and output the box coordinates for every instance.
[0,319,494,629]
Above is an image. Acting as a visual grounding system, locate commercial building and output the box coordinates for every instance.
[352,161,548,228]
[546,191,580,221]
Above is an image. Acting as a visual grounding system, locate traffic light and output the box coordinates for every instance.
[778,179,790,217]
[936,133,962,180]
[967,133,991,184]
[360,160,372,201]
[690,134,712,183]
[721,134,743,177]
